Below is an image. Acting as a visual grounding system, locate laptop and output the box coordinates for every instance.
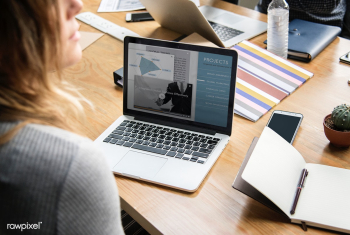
[139,0,267,48]
[94,36,238,192]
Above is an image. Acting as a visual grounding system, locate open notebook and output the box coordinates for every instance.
[242,127,350,233]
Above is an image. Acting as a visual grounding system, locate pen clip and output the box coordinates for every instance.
[301,221,308,231]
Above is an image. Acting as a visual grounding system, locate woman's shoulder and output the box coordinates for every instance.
[0,122,102,178]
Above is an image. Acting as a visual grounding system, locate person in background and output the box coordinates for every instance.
[255,0,350,39]
[0,0,124,234]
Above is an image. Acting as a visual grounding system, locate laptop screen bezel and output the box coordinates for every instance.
[123,36,237,136]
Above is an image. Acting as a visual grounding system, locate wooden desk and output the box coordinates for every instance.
[70,1,350,234]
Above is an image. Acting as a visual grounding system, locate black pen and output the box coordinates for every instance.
[290,168,308,215]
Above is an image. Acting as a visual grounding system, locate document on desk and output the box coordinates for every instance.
[98,0,199,12]
[241,127,350,234]
[98,0,145,12]
[232,41,314,122]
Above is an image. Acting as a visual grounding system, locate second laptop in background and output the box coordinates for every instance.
[139,0,267,48]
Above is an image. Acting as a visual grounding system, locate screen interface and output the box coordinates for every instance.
[267,113,301,143]
[127,43,234,128]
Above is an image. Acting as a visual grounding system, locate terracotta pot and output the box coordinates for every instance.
[323,114,350,147]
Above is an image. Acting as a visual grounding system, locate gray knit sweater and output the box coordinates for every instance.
[0,122,124,235]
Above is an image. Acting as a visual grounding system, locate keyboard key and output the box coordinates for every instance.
[103,137,111,142]
[131,144,168,155]
[109,139,118,144]
[192,137,199,141]
[179,139,186,143]
[175,153,184,159]
[158,130,166,134]
[144,132,152,137]
[214,138,220,141]
[152,133,159,137]
[138,130,145,135]
[166,151,176,157]
[186,140,193,145]
[192,152,209,158]
[132,130,139,133]
[207,140,218,145]
[139,126,146,130]
[172,137,179,142]
[200,143,208,148]
[170,141,177,146]
[158,134,166,139]
[142,141,150,145]
[163,140,171,145]
[149,142,157,147]
[177,143,185,148]
[199,148,211,154]
[193,142,200,146]
[149,137,157,142]
[156,139,164,143]
[135,139,143,144]
[182,157,190,161]
[170,146,178,151]
[136,135,144,139]
[143,136,151,140]
[130,121,136,124]
[190,158,197,162]
[116,140,125,145]
[125,128,133,132]
[126,124,133,127]
[197,160,205,164]
[112,130,124,135]
[199,138,207,143]
[123,142,133,147]
[179,134,186,138]
[123,132,131,136]
[185,136,193,140]
[191,146,199,151]
[119,122,127,127]
[116,126,126,131]
[122,136,130,141]
[129,133,137,137]
[128,138,136,143]
[165,136,172,140]
[177,148,185,153]
[184,145,191,149]
[163,145,171,150]
[184,150,192,155]
[108,134,123,140]
[156,144,164,148]
[208,145,215,149]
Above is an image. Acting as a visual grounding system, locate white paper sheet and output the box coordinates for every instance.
[98,0,200,13]
[98,0,145,12]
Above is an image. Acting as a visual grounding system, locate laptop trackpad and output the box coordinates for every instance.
[113,151,167,179]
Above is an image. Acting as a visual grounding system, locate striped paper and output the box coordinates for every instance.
[232,41,313,122]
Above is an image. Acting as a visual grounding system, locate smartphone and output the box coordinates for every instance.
[266,110,303,144]
[125,12,154,22]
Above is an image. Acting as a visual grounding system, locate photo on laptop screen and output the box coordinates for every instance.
[127,42,235,128]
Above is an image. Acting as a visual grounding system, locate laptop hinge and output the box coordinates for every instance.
[134,115,216,135]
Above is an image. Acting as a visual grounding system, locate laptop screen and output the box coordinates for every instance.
[124,37,238,135]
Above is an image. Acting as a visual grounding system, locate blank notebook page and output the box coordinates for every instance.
[294,163,350,231]
[242,127,306,215]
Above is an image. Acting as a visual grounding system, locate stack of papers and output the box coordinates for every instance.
[232,41,313,122]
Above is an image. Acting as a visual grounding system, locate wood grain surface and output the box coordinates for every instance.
[66,1,350,234]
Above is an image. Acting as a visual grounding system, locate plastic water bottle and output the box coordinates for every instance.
[267,0,289,59]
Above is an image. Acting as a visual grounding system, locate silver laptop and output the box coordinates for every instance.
[94,37,238,192]
[139,0,267,48]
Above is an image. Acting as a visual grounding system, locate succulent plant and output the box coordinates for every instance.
[331,104,350,131]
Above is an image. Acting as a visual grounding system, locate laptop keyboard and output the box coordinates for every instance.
[103,120,221,164]
[208,21,244,42]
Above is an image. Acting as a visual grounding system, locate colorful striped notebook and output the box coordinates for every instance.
[232,41,313,122]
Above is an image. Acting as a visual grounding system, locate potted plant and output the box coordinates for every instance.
[323,104,350,147]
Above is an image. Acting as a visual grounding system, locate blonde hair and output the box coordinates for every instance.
[0,0,89,144]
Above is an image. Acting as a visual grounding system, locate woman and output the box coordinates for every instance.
[0,0,124,234]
